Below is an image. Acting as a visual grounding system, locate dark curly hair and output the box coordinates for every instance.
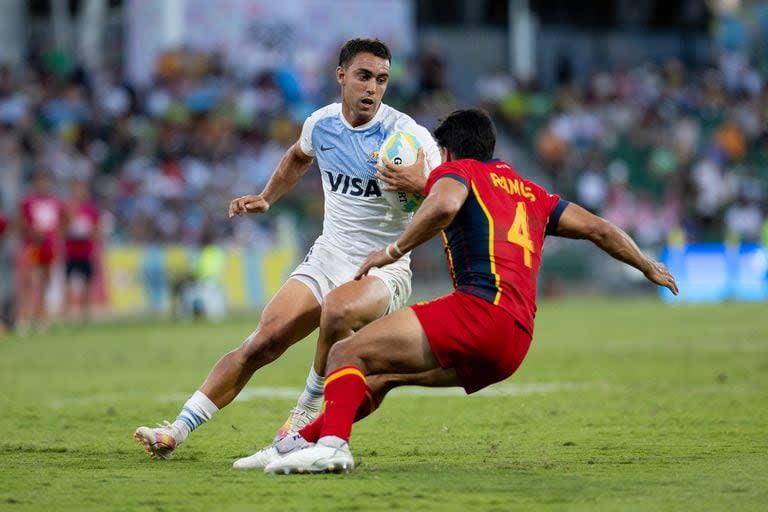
[434,109,496,161]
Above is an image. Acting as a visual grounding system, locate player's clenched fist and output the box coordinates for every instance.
[228,195,270,218]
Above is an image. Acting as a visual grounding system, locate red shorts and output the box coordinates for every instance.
[411,291,532,394]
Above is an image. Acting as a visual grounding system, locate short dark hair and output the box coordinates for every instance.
[433,109,496,161]
[338,38,391,68]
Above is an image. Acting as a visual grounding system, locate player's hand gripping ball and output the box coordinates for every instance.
[377,131,427,213]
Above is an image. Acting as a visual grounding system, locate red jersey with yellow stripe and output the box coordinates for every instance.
[424,159,567,335]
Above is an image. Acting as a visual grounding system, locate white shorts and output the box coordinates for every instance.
[289,240,412,314]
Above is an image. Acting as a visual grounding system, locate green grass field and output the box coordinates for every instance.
[1,298,767,511]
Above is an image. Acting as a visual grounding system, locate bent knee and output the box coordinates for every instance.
[320,296,358,333]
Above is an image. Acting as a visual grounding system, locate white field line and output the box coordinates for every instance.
[48,382,580,409]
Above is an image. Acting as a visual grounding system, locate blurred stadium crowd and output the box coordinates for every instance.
[490,52,768,248]
[2,46,766,246]
[0,47,460,249]
[1,17,767,330]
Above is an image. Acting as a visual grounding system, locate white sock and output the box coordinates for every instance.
[318,435,347,448]
[296,367,324,412]
[171,390,219,444]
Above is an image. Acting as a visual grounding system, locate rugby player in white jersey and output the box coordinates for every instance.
[134,38,440,467]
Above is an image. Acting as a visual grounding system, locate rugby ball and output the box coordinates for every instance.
[377,131,427,213]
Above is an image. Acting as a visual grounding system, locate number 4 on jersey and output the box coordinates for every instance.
[506,202,533,268]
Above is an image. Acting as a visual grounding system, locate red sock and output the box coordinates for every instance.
[299,372,379,442]
[318,366,368,442]
[299,389,378,443]
[354,388,379,422]
[299,414,324,443]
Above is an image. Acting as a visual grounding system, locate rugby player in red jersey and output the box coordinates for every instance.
[17,171,64,333]
[263,108,678,474]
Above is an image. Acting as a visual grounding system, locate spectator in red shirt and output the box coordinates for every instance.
[63,179,102,324]
[0,212,10,335]
[17,170,64,333]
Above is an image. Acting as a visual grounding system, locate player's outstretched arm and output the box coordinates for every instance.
[376,149,427,194]
[356,177,468,278]
[228,143,314,218]
[555,202,679,295]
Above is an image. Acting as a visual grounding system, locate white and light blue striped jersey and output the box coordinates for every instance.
[299,102,441,264]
